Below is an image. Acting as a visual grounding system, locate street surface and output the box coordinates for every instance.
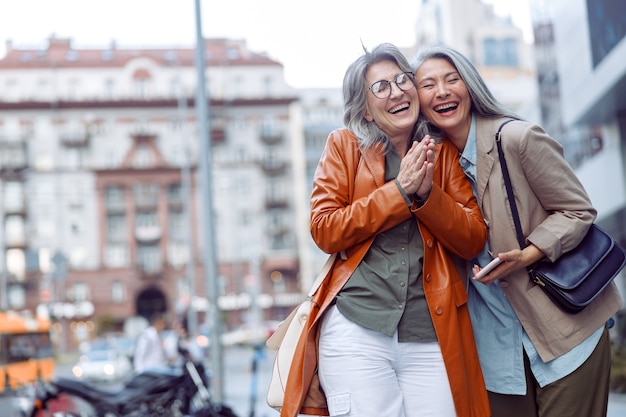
[55,345,626,417]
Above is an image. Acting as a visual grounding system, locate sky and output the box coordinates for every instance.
[0,0,531,88]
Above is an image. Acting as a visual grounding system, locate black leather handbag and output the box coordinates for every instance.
[494,120,626,314]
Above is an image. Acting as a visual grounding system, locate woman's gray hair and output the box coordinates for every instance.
[411,44,521,138]
[343,43,430,153]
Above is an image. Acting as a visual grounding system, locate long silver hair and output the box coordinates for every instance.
[411,44,522,139]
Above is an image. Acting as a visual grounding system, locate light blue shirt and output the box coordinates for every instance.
[461,115,603,395]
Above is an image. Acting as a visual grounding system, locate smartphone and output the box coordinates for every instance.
[475,257,503,279]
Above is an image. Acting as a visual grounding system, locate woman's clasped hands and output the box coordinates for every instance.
[396,135,436,200]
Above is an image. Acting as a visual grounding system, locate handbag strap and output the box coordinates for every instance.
[494,119,526,249]
[307,252,338,297]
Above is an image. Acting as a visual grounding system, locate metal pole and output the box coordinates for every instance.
[178,91,198,338]
[193,0,224,403]
[0,179,7,310]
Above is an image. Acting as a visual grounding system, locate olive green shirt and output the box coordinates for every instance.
[335,148,437,342]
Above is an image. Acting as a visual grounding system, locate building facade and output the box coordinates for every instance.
[529,0,626,297]
[408,0,539,121]
[0,36,304,348]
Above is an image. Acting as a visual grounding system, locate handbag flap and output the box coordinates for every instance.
[530,225,614,290]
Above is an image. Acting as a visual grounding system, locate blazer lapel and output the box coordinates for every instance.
[475,118,501,206]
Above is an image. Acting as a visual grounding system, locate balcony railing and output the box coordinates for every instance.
[59,131,89,148]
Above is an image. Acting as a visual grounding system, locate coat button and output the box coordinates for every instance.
[425,274,432,282]
[436,307,443,315]
[427,239,434,248]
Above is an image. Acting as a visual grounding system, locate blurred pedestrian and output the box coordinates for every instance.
[133,312,168,373]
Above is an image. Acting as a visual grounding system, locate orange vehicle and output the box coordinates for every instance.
[0,310,55,392]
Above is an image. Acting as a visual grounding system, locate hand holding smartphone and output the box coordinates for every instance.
[475,257,503,279]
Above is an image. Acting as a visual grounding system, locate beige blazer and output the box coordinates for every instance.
[474,116,623,362]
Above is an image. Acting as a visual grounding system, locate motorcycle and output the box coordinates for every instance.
[29,348,238,417]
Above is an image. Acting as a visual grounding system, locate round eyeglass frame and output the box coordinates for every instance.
[368,72,416,99]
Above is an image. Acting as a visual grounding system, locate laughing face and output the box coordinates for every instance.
[414,57,472,143]
[363,60,419,147]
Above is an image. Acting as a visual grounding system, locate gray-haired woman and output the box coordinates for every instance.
[279,43,490,417]
[413,44,622,417]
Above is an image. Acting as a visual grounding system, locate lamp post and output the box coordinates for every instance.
[194,0,224,402]
[0,178,7,311]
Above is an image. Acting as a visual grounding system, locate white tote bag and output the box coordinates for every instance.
[265,253,337,410]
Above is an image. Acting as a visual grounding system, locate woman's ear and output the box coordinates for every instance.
[363,109,373,122]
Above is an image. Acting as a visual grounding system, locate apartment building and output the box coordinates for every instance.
[530,0,626,295]
[407,0,539,121]
[0,36,303,347]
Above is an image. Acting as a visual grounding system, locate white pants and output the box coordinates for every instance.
[318,305,456,417]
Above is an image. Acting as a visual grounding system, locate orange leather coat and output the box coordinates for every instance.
[280,129,490,417]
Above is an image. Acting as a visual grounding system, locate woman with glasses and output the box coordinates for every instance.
[279,43,490,417]
[412,44,622,417]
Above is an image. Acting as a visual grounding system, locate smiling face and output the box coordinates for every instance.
[363,60,419,149]
[414,57,472,147]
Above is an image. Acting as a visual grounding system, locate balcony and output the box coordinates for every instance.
[135,225,162,242]
[264,196,288,209]
[260,130,283,145]
[60,131,90,148]
[0,142,28,173]
[260,158,287,175]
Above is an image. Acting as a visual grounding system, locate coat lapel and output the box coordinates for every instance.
[475,118,501,207]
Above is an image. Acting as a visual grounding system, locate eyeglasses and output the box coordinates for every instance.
[368,72,416,99]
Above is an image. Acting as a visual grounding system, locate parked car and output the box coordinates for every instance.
[71,348,132,383]
[221,321,280,347]
[106,333,137,362]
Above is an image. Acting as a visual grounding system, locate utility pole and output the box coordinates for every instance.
[194,0,224,402]
[178,91,198,338]
[0,178,7,311]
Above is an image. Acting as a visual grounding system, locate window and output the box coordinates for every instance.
[36,79,50,101]
[104,79,115,99]
[168,210,186,240]
[104,243,129,268]
[483,38,519,67]
[65,50,79,61]
[135,79,148,98]
[132,145,153,168]
[3,182,24,212]
[263,76,272,96]
[134,183,159,207]
[101,50,114,61]
[7,285,25,309]
[72,283,90,302]
[69,247,86,269]
[105,186,125,211]
[167,184,183,206]
[67,79,79,100]
[111,281,126,303]
[6,248,25,281]
[106,214,127,242]
[5,215,25,246]
[226,47,239,60]
[63,147,84,169]
[137,244,161,273]
[167,241,189,268]
[136,211,158,228]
